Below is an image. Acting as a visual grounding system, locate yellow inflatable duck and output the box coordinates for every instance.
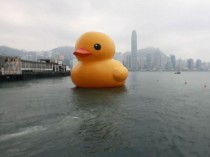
[71,31,128,88]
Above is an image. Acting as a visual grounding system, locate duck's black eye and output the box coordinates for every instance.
[94,43,101,50]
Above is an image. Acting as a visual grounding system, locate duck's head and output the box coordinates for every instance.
[73,32,115,61]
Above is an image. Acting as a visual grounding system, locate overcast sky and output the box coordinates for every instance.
[1,0,210,61]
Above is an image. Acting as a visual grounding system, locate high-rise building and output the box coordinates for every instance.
[131,30,138,71]
[176,58,184,70]
[146,53,152,70]
[187,58,194,70]
[154,49,161,70]
[196,59,202,71]
[126,54,132,70]
[114,52,123,63]
[170,54,176,70]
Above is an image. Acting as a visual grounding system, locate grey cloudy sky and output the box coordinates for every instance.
[1,0,210,61]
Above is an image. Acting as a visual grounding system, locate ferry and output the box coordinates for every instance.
[174,71,181,74]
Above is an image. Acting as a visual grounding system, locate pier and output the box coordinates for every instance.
[0,56,70,81]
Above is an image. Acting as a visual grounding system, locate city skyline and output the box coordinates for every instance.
[117,30,210,71]
[1,44,210,64]
[118,50,210,71]
[1,44,210,71]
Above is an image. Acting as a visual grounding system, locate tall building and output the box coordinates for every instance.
[196,59,202,71]
[126,54,132,70]
[187,58,194,70]
[170,54,176,70]
[154,49,161,70]
[176,58,184,70]
[146,53,152,70]
[131,30,138,71]
[114,52,123,63]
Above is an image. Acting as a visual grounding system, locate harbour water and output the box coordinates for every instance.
[0,72,210,157]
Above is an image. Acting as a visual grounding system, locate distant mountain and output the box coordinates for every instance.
[138,47,169,59]
[0,46,75,59]
[123,47,169,58]
[0,46,25,57]
[51,46,74,53]
[138,47,160,55]
[50,46,74,59]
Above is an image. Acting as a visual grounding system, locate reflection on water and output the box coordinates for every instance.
[71,86,127,107]
[70,86,129,154]
[0,72,210,157]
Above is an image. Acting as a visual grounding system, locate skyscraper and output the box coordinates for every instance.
[187,58,194,70]
[131,30,138,71]
[170,54,176,70]
[196,59,202,71]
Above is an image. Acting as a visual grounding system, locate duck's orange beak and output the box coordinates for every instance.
[73,48,92,57]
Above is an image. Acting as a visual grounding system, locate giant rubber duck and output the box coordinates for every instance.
[71,31,128,88]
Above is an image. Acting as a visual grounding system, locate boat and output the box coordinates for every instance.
[174,71,181,74]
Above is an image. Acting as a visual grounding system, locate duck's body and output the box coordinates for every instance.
[71,31,128,88]
[71,59,127,88]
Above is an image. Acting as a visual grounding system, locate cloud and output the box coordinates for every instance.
[0,0,210,61]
